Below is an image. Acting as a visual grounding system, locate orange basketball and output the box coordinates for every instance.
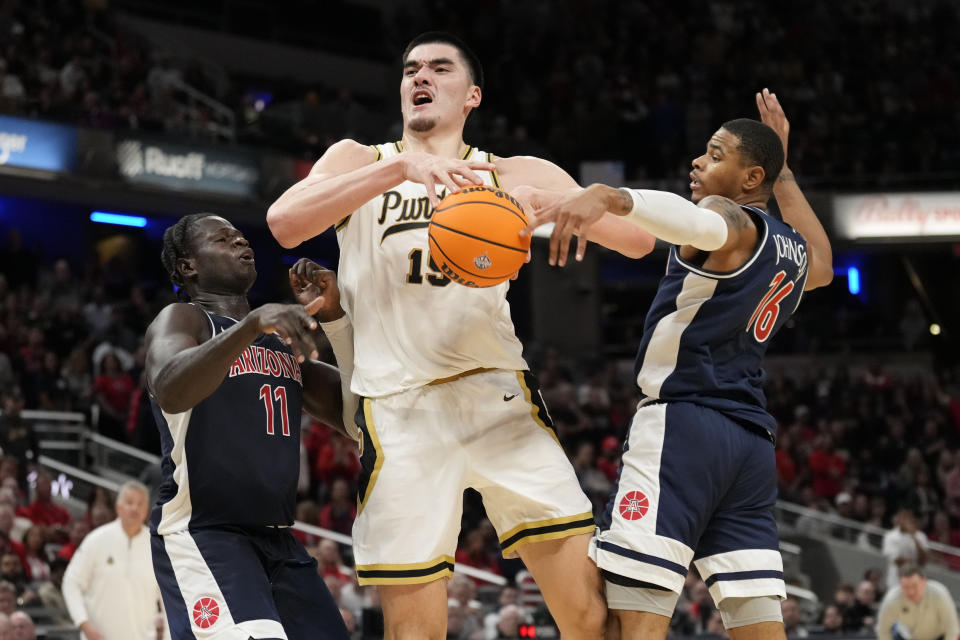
[428,185,531,288]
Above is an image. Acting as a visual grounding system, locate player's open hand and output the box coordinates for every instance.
[756,88,790,166]
[399,151,495,208]
[249,303,321,363]
[289,258,344,323]
[521,184,609,267]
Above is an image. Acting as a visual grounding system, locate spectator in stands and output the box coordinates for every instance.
[17,472,70,529]
[882,509,929,591]
[492,604,523,639]
[843,579,877,633]
[62,480,163,640]
[0,389,38,491]
[0,553,32,601]
[808,434,847,499]
[318,477,356,537]
[312,433,360,488]
[9,610,34,640]
[56,519,89,561]
[91,351,135,441]
[596,435,621,483]
[0,613,9,639]
[36,557,71,626]
[315,539,350,583]
[816,604,844,636]
[875,564,959,640]
[87,503,113,530]
[455,529,501,584]
[0,580,15,616]
[20,526,47,581]
[0,506,25,565]
[781,598,809,638]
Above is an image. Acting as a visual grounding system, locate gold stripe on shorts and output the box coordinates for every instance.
[355,555,455,585]
[357,398,384,515]
[499,512,596,557]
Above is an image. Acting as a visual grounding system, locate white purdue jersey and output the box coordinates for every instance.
[336,141,527,398]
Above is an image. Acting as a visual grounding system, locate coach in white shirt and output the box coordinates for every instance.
[876,563,959,640]
[62,480,166,640]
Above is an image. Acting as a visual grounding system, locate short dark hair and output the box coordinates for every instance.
[898,563,926,579]
[402,31,484,90]
[720,118,784,190]
[160,213,214,293]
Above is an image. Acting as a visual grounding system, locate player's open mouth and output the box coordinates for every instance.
[689,172,701,190]
[412,90,433,106]
[239,250,254,263]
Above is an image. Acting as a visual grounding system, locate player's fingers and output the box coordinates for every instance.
[424,175,440,208]
[450,172,474,187]
[549,213,571,266]
[557,220,574,267]
[456,166,486,185]
[521,206,557,236]
[525,249,531,264]
[575,231,590,262]
[436,171,461,195]
[303,295,325,319]
[466,160,496,171]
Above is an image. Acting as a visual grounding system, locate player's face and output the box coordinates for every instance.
[689,128,750,203]
[184,216,256,294]
[401,43,479,133]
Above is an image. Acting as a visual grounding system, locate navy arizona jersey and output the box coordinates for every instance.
[634,206,808,439]
[150,307,304,534]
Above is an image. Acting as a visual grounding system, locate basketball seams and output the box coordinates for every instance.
[434,200,528,226]
[430,222,529,254]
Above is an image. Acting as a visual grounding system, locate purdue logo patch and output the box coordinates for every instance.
[473,253,492,270]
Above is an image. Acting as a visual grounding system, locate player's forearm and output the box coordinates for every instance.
[319,315,361,441]
[267,157,406,248]
[301,360,350,438]
[600,185,728,251]
[773,169,833,288]
[151,318,261,414]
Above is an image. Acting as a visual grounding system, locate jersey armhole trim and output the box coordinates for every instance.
[672,214,770,280]
[487,152,502,187]
[188,302,218,336]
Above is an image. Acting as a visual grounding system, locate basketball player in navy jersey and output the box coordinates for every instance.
[144,214,350,640]
[520,90,833,640]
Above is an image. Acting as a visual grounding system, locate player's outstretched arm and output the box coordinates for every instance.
[146,301,323,414]
[289,259,360,441]
[521,183,742,266]
[267,140,495,248]
[756,89,833,290]
[497,156,655,264]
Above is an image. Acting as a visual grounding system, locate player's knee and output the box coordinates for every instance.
[563,594,607,635]
[604,578,679,618]
[718,595,783,629]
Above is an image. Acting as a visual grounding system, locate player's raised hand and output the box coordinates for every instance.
[289,258,344,322]
[521,185,609,267]
[249,303,320,363]
[756,88,790,166]
[398,151,495,208]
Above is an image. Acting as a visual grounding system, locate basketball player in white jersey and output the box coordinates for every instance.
[267,31,655,640]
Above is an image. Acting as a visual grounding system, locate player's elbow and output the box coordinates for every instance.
[266,203,303,249]
[616,228,657,259]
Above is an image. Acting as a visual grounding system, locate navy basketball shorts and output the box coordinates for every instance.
[590,401,786,605]
[152,526,349,640]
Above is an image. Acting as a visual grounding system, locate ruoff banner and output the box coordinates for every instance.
[0,115,77,172]
[115,137,259,197]
[834,192,960,240]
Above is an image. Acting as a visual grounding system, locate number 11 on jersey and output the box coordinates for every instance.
[259,384,291,436]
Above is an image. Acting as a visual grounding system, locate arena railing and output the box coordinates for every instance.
[775,500,960,560]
